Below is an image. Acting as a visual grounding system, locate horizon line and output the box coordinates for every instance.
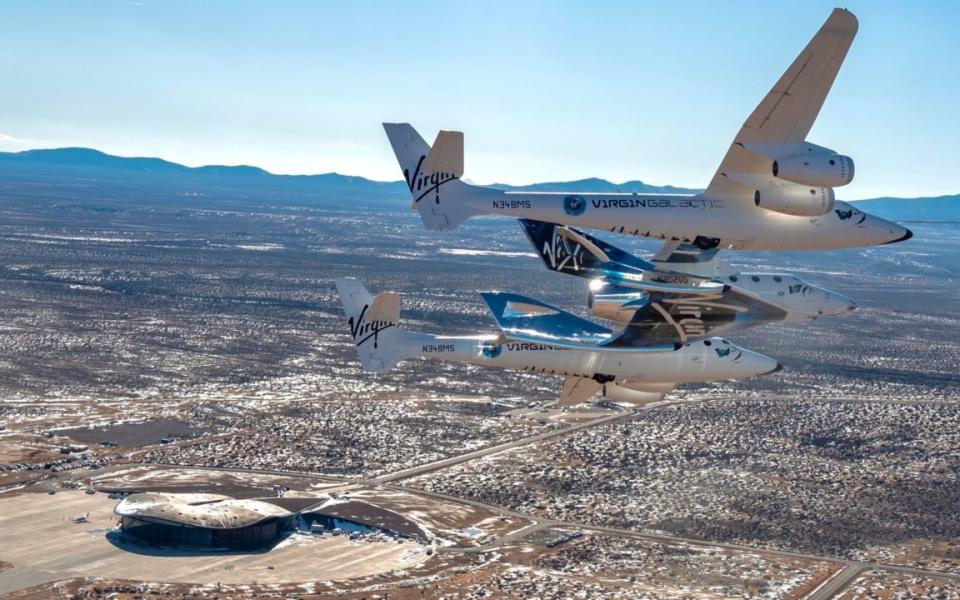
[1,145,957,201]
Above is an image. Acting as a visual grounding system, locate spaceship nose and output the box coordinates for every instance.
[826,291,857,316]
[742,349,780,376]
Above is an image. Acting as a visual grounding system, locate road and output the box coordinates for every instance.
[370,407,636,484]
[805,565,864,600]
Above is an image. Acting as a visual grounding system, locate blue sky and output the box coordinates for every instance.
[0,0,956,198]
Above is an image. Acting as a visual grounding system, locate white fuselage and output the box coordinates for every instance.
[409,334,777,384]
[453,185,909,251]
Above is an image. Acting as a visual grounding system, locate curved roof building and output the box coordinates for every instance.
[116,492,297,549]
[114,491,430,550]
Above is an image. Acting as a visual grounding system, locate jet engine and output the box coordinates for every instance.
[772,153,854,187]
[754,185,835,217]
[587,281,647,323]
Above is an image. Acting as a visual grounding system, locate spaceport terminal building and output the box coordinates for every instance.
[114,491,429,551]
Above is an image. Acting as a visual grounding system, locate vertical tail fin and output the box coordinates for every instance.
[334,278,423,373]
[383,123,481,231]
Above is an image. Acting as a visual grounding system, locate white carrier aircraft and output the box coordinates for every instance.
[335,278,780,405]
[384,8,911,253]
[519,219,856,345]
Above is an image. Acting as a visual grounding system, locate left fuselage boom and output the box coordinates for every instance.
[453,185,908,251]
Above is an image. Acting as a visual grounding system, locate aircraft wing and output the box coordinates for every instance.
[558,376,603,406]
[705,8,858,199]
[602,381,673,405]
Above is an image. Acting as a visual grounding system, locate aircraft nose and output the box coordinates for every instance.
[882,226,913,245]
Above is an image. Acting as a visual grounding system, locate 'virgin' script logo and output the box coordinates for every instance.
[348,304,394,349]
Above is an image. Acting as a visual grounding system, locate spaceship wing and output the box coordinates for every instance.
[480,292,614,348]
[481,292,679,352]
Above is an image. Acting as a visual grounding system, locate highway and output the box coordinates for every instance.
[370,406,637,484]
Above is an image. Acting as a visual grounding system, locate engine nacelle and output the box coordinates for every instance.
[587,281,646,324]
[772,154,854,187]
[754,185,835,217]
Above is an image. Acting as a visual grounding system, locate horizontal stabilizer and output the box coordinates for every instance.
[367,291,400,324]
[559,376,602,407]
[425,130,464,178]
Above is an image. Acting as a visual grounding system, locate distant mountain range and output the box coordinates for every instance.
[0,147,956,221]
[488,177,701,195]
[0,147,405,198]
